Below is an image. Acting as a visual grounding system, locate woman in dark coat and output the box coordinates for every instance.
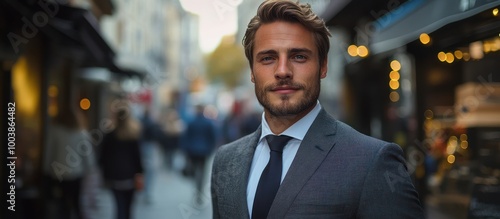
[99,108,143,219]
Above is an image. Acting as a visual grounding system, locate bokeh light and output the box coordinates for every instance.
[437,52,446,62]
[80,98,91,110]
[389,71,400,80]
[454,50,463,59]
[390,60,401,71]
[389,91,400,102]
[424,109,433,119]
[348,45,358,57]
[445,52,454,63]
[48,85,58,97]
[389,80,400,90]
[447,155,456,164]
[357,45,369,57]
[419,33,430,44]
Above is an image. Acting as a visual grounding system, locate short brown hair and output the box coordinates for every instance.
[242,0,331,69]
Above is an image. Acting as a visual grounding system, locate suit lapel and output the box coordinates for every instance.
[268,109,338,218]
[225,127,261,218]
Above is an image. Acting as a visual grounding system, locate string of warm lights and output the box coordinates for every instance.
[347,44,369,58]
[389,60,401,102]
[47,84,91,117]
[422,8,500,63]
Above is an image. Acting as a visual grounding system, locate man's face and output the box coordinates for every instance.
[251,21,327,117]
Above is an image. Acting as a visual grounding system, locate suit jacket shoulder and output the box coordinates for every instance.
[215,133,256,159]
[334,120,394,154]
[212,130,260,219]
[269,110,424,218]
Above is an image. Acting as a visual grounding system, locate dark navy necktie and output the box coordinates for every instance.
[252,135,293,219]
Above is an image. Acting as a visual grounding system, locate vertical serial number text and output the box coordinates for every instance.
[7,102,16,211]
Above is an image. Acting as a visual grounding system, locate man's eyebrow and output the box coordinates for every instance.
[289,48,313,54]
[255,49,277,57]
[256,48,313,56]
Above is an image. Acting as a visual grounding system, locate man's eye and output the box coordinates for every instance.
[294,55,306,60]
[260,57,274,62]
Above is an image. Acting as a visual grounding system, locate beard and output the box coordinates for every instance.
[255,76,320,117]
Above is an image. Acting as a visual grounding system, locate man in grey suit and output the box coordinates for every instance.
[211,0,425,218]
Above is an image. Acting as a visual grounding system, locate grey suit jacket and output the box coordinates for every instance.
[211,109,424,218]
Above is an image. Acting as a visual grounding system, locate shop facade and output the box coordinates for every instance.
[323,0,500,217]
[0,0,142,218]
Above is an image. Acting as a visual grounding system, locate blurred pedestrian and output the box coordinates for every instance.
[99,107,144,219]
[241,111,261,137]
[181,104,217,205]
[159,108,184,171]
[43,109,95,219]
[222,102,243,144]
[139,105,160,204]
[211,1,424,218]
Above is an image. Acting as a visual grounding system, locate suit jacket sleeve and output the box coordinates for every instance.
[211,150,222,219]
[357,143,424,218]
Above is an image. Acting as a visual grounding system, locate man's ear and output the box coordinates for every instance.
[251,71,255,83]
[320,59,328,79]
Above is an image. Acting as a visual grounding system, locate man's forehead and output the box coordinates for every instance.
[253,21,316,52]
[255,21,312,37]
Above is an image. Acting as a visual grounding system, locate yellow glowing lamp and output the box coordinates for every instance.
[389,80,400,90]
[357,45,369,57]
[389,71,400,80]
[347,45,358,57]
[437,52,446,62]
[419,33,430,45]
[390,60,401,71]
[389,91,400,102]
[80,98,91,110]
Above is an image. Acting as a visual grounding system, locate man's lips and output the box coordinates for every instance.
[270,86,299,94]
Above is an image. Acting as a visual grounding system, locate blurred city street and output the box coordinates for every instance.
[83,144,461,219]
[2,0,500,218]
[86,145,213,219]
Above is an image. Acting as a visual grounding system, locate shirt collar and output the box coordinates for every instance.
[260,101,322,141]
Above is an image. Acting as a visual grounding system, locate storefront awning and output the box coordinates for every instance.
[370,0,500,55]
[322,0,407,29]
[319,0,351,22]
[2,0,144,78]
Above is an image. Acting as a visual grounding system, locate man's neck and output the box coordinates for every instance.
[264,105,315,134]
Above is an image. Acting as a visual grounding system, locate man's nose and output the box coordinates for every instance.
[275,58,292,79]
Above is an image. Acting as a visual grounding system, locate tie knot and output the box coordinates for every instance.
[265,135,292,152]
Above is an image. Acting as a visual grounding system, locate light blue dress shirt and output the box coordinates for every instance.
[247,101,322,216]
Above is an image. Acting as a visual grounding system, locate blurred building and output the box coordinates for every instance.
[0,0,142,218]
[100,0,203,114]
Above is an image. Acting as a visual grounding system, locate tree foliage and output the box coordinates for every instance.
[206,36,247,88]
